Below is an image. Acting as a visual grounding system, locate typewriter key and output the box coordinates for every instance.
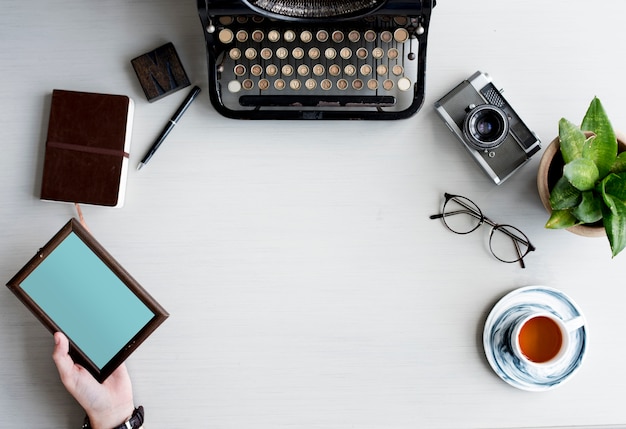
[236,30,248,43]
[340,47,352,60]
[276,47,289,60]
[218,16,233,25]
[344,64,357,76]
[337,79,349,90]
[352,79,364,90]
[397,77,411,91]
[284,30,297,43]
[258,79,270,90]
[332,31,344,43]
[394,28,409,43]
[274,79,286,90]
[218,29,234,44]
[367,79,378,90]
[372,47,384,59]
[380,31,393,43]
[364,30,377,43]
[250,64,263,76]
[244,48,257,60]
[321,79,332,90]
[392,65,404,76]
[383,79,394,91]
[297,64,310,76]
[267,30,280,42]
[282,64,294,76]
[387,48,399,60]
[360,64,372,76]
[260,48,273,60]
[393,16,408,26]
[227,80,241,93]
[356,48,368,60]
[316,30,329,42]
[242,79,254,90]
[325,48,337,60]
[229,48,242,60]
[312,64,325,76]
[305,78,317,90]
[377,65,388,76]
[290,79,302,90]
[252,16,264,23]
[266,64,278,77]
[251,30,264,43]
[328,64,341,76]
[233,64,246,76]
[348,30,361,43]
[292,47,305,60]
[308,47,321,60]
[300,30,313,43]
[236,16,248,24]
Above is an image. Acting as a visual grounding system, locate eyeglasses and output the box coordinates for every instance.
[429,193,536,268]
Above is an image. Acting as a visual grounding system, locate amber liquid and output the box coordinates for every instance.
[518,316,563,363]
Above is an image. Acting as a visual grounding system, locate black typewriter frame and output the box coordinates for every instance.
[197,0,436,120]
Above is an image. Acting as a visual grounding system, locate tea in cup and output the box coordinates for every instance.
[511,312,584,365]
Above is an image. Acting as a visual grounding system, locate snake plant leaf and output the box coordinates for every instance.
[603,172,626,201]
[545,209,579,229]
[610,152,626,173]
[601,194,626,257]
[559,118,586,163]
[550,176,581,209]
[581,97,617,178]
[563,158,599,191]
[571,191,603,224]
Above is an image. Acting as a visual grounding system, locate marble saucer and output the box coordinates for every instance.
[483,285,587,391]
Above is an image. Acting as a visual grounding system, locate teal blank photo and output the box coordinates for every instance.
[7,218,168,382]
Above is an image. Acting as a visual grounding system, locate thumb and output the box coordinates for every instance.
[52,332,75,382]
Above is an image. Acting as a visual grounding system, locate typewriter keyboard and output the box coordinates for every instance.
[210,15,422,114]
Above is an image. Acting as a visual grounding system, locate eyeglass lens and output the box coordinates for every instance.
[489,224,531,263]
[442,195,483,234]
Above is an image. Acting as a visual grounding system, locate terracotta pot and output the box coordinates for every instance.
[537,131,626,237]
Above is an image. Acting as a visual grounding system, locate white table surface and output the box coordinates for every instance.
[2,1,626,428]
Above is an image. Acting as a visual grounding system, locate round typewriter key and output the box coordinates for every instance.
[397,77,411,91]
[242,79,254,90]
[266,64,278,76]
[292,47,305,60]
[325,47,337,60]
[289,79,302,90]
[229,48,242,60]
[332,30,344,43]
[227,80,241,93]
[274,79,286,90]
[218,16,234,25]
[308,47,321,60]
[352,79,364,90]
[316,30,329,42]
[282,64,294,76]
[337,79,349,90]
[300,30,313,43]
[328,64,341,76]
[260,47,273,60]
[321,79,332,90]
[250,64,263,76]
[244,47,257,60]
[383,79,394,91]
[387,48,399,60]
[348,30,361,43]
[251,30,264,42]
[344,64,356,76]
[394,28,409,43]
[284,30,296,43]
[356,47,368,60]
[367,79,378,90]
[392,65,404,76]
[236,16,248,24]
[218,28,234,44]
[377,64,388,76]
[297,64,310,76]
[394,16,408,26]
[252,16,264,23]
[372,47,384,59]
[233,64,246,76]
[380,30,393,43]
[276,47,289,60]
[267,29,280,42]
[340,47,352,60]
[312,64,325,76]
[305,78,317,90]
[258,78,270,90]
[364,30,377,42]
[236,30,248,43]
[360,64,372,76]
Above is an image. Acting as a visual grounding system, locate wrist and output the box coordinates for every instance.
[83,406,144,429]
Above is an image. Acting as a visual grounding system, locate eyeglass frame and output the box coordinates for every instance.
[429,192,536,268]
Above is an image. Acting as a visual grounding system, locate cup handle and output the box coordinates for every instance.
[563,315,585,332]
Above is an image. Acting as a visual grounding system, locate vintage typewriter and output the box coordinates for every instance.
[197,0,436,119]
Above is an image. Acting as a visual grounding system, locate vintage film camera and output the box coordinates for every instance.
[434,71,541,185]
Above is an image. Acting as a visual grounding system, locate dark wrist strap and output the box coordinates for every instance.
[82,406,144,429]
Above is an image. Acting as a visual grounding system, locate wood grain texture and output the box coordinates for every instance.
[1,0,626,427]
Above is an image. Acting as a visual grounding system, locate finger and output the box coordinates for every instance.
[52,332,75,382]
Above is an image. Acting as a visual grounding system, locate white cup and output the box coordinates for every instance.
[511,312,585,366]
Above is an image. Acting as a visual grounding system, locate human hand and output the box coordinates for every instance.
[52,332,135,429]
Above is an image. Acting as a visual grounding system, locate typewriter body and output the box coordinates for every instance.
[197,0,436,119]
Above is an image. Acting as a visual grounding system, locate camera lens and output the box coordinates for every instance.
[463,105,509,150]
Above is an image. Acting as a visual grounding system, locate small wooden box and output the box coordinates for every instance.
[131,42,191,102]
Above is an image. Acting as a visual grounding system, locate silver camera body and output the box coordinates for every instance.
[434,71,541,185]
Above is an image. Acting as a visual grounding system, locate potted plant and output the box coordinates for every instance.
[537,97,626,257]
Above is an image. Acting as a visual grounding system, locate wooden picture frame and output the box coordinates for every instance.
[6,218,168,383]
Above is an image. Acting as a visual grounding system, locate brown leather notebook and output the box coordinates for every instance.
[40,90,134,207]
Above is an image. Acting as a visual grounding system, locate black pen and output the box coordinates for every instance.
[137,85,201,170]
